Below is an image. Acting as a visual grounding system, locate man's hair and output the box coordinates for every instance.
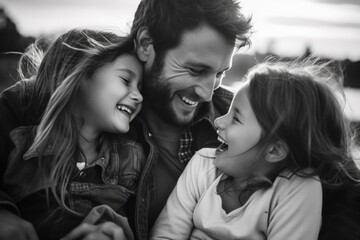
[131,0,251,54]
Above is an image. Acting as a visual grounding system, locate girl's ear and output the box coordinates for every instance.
[265,140,289,163]
[135,27,155,62]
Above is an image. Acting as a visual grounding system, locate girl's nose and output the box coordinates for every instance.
[130,88,143,103]
[214,115,226,130]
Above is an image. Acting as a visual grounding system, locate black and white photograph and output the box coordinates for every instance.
[0,0,359,239]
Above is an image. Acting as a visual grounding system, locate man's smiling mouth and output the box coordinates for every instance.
[180,95,199,106]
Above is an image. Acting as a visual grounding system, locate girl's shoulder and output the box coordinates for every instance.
[106,133,147,171]
[110,133,144,150]
[186,148,218,180]
[273,169,322,196]
[190,148,217,170]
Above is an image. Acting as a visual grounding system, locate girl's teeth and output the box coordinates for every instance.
[217,142,228,152]
[217,136,227,144]
[116,105,132,114]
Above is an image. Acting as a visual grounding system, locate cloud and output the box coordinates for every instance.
[267,16,360,29]
[314,0,360,5]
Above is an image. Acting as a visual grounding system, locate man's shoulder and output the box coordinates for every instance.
[0,79,35,114]
[213,85,235,99]
[0,79,34,97]
[320,184,360,240]
[212,85,234,116]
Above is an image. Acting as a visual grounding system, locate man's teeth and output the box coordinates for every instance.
[181,96,198,106]
[117,105,132,114]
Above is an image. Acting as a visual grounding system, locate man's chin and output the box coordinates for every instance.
[151,99,201,126]
[173,115,195,126]
[171,108,198,126]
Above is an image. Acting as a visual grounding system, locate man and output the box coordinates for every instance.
[125,1,251,239]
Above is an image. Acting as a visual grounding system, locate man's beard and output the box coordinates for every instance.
[142,55,203,127]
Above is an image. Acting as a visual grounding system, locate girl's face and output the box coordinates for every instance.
[214,86,265,179]
[76,53,143,136]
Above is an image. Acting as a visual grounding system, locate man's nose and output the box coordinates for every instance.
[194,75,217,102]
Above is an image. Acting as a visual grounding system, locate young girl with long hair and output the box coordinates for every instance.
[0,29,144,240]
[150,57,360,240]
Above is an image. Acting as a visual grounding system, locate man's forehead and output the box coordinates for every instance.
[179,25,232,49]
[174,25,235,70]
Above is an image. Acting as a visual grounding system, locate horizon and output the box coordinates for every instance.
[0,0,360,61]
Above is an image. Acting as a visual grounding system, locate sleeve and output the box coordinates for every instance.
[267,176,322,240]
[0,82,24,214]
[149,152,209,240]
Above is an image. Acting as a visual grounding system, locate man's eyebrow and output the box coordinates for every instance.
[186,61,230,72]
[186,61,212,70]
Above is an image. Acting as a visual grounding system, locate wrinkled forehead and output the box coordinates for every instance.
[178,24,235,69]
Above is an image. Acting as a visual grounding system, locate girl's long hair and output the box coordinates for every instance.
[246,56,360,188]
[19,29,136,215]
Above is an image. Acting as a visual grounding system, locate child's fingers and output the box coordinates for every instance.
[99,222,127,240]
[61,223,98,240]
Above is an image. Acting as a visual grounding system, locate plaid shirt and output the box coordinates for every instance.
[178,128,195,163]
[177,100,220,164]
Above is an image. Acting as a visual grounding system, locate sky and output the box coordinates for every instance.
[1,0,360,61]
[0,0,360,121]
[240,0,360,60]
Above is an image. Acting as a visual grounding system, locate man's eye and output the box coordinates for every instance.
[216,72,226,79]
[189,68,204,75]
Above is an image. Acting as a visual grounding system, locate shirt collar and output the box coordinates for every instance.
[23,131,110,164]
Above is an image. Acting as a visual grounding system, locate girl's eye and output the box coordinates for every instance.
[120,77,131,85]
[233,116,242,124]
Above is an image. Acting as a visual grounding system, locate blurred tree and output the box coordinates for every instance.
[0,7,34,53]
[343,60,360,88]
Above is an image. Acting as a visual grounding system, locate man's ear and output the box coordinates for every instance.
[135,27,155,62]
[265,140,289,163]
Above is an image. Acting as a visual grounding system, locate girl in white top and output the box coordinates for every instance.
[150,57,360,240]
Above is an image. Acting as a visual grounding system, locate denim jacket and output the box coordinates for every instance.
[1,124,145,239]
[0,80,146,239]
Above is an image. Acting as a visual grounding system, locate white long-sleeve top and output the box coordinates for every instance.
[150,148,322,240]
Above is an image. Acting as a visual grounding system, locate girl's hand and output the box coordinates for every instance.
[0,208,39,240]
[61,222,128,240]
